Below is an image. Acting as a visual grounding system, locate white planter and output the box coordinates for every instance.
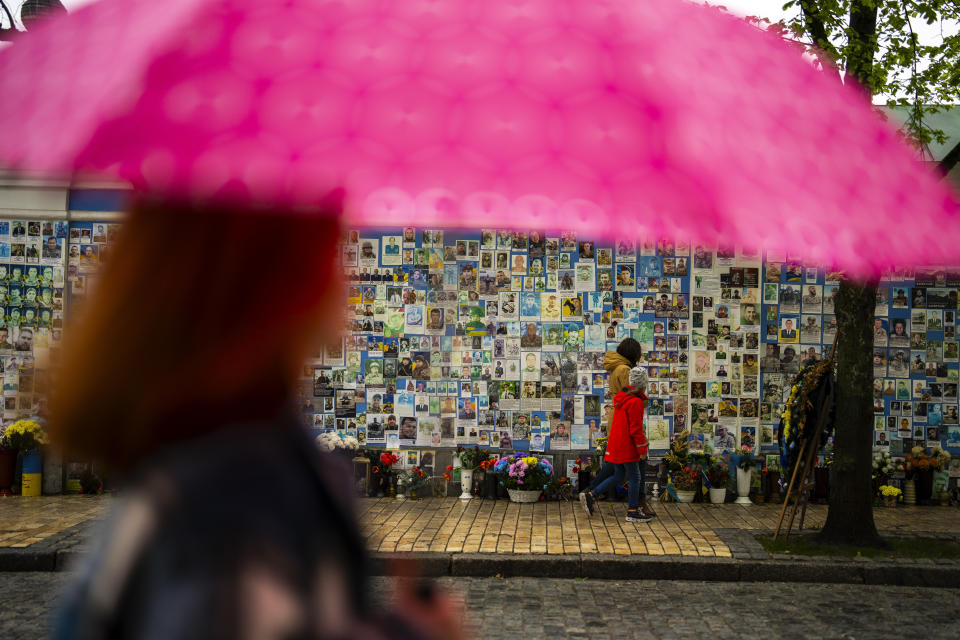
[459,468,474,500]
[674,490,696,503]
[709,487,727,504]
[507,488,542,503]
[735,468,753,505]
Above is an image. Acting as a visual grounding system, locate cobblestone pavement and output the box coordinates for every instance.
[3,573,959,640]
[3,496,960,558]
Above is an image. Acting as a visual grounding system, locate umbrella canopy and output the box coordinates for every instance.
[0,0,956,276]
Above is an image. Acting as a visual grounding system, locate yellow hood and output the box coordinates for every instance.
[603,351,632,372]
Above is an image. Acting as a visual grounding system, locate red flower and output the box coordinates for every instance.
[683,466,690,473]
[443,473,451,481]
[457,446,463,453]
[575,458,582,465]
[372,465,380,474]
[572,466,580,473]
[559,477,567,484]
[446,464,454,472]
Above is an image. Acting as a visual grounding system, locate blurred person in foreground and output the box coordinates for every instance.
[51,198,462,640]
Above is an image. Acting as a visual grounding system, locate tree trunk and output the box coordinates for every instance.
[816,278,884,547]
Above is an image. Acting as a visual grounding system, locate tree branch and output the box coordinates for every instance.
[800,0,842,62]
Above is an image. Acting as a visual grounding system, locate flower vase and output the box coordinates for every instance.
[409,489,418,501]
[903,478,916,505]
[459,468,474,500]
[377,475,390,498]
[0,448,15,497]
[709,487,727,504]
[883,495,897,508]
[916,469,933,504]
[484,470,498,500]
[674,489,695,503]
[20,450,42,497]
[735,467,753,505]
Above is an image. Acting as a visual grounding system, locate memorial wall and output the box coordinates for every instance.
[298,226,960,474]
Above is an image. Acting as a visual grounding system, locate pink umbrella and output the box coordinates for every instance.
[0,0,955,276]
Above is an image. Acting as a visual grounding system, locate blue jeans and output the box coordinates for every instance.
[587,461,615,493]
[592,460,645,510]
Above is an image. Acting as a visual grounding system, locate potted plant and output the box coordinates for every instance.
[494,453,553,502]
[2,420,48,496]
[397,467,431,500]
[734,446,754,505]
[879,484,901,507]
[664,429,694,501]
[671,466,699,503]
[456,445,490,500]
[872,452,894,503]
[704,458,730,504]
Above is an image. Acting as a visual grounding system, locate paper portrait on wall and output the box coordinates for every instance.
[575,262,595,291]
[358,239,378,269]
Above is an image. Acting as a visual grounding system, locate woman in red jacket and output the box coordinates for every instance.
[581,366,652,522]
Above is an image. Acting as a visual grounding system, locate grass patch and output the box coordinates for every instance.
[757,535,960,560]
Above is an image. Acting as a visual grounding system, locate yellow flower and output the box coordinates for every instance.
[523,456,538,466]
[791,386,798,393]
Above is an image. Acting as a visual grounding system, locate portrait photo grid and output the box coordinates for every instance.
[0,219,70,419]
[49,221,960,475]
[304,227,960,470]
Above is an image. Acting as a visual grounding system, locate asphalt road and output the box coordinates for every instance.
[2,573,958,639]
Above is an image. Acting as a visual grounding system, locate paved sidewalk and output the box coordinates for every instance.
[356,497,959,556]
[2,496,959,585]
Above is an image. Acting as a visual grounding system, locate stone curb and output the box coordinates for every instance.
[2,549,958,587]
[0,549,56,571]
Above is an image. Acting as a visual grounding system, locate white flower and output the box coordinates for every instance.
[315,433,339,453]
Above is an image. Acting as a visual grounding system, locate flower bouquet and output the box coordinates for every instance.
[397,467,431,499]
[1,420,48,452]
[315,432,360,455]
[879,484,902,507]
[494,453,553,502]
[372,452,400,497]
[455,446,490,499]
[734,446,755,470]
[872,452,894,498]
[704,457,730,497]
[457,445,490,470]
